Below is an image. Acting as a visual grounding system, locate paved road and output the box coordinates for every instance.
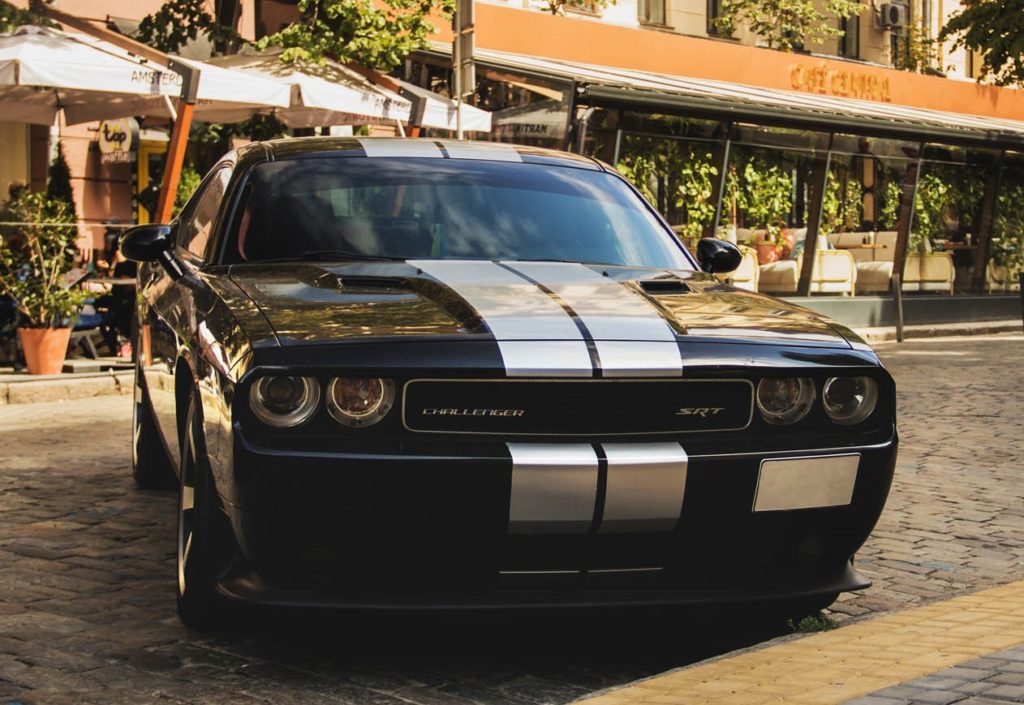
[1,333,1022,705]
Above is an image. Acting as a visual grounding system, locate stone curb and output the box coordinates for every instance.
[0,370,133,405]
[855,319,1022,344]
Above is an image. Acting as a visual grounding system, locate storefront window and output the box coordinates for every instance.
[588,113,726,246]
[988,151,1024,293]
[475,73,571,150]
[403,58,572,149]
[911,145,996,294]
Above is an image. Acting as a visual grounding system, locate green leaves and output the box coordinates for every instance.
[715,0,863,51]
[135,0,243,53]
[940,0,1024,86]
[0,0,57,33]
[615,135,719,240]
[0,191,86,328]
[258,0,454,71]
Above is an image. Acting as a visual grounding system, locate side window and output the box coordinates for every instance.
[177,166,231,261]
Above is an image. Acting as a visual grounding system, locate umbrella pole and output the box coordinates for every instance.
[154,101,195,224]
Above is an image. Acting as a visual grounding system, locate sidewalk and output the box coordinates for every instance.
[0,368,132,404]
[853,319,1021,344]
[575,582,1024,705]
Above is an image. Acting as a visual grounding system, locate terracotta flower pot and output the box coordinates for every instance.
[755,242,782,265]
[18,327,72,375]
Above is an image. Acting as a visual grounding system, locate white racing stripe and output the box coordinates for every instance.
[600,443,688,534]
[507,444,599,535]
[358,138,444,158]
[438,140,523,162]
[410,260,592,377]
[502,262,683,377]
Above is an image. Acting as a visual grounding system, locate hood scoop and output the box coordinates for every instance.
[312,271,409,291]
[638,278,692,295]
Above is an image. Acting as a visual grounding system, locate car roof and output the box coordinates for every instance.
[238,136,603,171]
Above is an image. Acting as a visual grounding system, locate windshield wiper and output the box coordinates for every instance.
[257,250,407,263]
[505,257,619,267]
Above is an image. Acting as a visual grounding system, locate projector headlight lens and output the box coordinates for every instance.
[823,376,878,425]
[327,377,394,428]
[756,377,815,425]
[250,376,320,428]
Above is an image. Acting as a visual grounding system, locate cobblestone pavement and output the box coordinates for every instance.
[847,646,1024,705]
[0,333,1022,705]
[828,333,1024,621]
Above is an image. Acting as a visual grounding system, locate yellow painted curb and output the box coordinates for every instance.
[575,581,1024,705]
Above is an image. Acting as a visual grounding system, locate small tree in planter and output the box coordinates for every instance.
[739,159,794,263]
[0,191,86,374]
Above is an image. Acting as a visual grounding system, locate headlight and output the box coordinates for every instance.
[327,377,395,428]
[756,377,815,425]
[823,376,878,425]
[249,376,320,428]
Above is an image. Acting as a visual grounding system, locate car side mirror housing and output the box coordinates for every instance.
[120,224,184,280]
[696,238,743,275]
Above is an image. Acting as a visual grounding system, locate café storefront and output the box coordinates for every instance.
[407,42,1024,328]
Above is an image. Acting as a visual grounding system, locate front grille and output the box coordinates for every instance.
[402,379,753,436]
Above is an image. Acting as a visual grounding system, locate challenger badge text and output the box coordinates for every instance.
[422,408,526,417]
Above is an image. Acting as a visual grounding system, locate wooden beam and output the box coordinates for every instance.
[344,62,403,93]
[40,7,171,66]
[155,101,195,224]
[797,148,831,296]
[971,150,1005,292]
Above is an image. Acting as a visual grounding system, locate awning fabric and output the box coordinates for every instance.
[0,25,182,124]
[427,43,1024,148]
[209,50,412,127]
[69,55,292,123]
[392,77,491,132]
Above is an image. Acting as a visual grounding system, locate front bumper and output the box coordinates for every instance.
[218,434,897,610]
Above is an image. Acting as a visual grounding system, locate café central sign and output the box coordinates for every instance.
[789,63,892,103]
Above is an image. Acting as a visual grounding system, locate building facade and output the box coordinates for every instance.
[3,0,1022,323]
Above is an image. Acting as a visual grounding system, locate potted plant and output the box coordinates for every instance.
[740,160,794,264]
[0,190,86,374]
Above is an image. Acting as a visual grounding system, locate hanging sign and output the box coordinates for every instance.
[790,63,892,103]
[97,118,138,165]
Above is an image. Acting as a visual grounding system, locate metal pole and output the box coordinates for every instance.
[1019,272,1024,334]
[894,273,905,343]
[454,4,463,142]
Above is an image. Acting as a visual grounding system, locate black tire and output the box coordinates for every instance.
[132,364,176,489]
[176,392,233,630]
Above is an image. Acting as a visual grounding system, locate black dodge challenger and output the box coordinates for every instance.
[121,137,897,628]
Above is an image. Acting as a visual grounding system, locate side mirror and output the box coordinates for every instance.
[120,224,183,280]
[696,238,743,275]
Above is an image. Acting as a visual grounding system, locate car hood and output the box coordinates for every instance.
[227,260,852,348]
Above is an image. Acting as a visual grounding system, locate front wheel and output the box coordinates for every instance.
[176,392,232,630]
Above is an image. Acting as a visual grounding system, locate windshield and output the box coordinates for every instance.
[225,157,693,269]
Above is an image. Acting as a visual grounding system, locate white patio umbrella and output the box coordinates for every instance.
[0,26,291,125]
[69,55,292,123]
[0,25,183,124]
[209,50,412,127]
[393,77,491,133]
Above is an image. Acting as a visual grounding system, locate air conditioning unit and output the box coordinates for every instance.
[878,3,908,28]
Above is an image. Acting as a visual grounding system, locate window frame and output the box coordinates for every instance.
[838,11,860,60]
[638,0,667,27]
